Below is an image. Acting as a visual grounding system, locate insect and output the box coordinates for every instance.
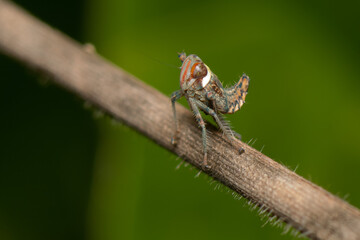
[171,52,250,167]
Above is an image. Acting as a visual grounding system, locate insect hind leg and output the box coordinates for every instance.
[217,113,237,140]
[194,100,235,140]
[195,100,245,155]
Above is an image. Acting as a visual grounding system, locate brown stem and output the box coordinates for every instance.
[0,1,359,239]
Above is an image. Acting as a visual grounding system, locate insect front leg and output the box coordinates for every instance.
[171,90,184,145]
[188,98,209,167]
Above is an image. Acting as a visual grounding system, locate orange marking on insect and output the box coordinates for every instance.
[181,59,191,85]
[190,62,200,77]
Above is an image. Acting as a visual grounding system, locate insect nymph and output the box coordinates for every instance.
[171,53,250,167]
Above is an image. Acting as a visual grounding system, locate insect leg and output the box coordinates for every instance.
[188,98,209,167]
[195,100,245,154]
[194,100,235,140]
[170,90,184,145]
[217,113,242,140]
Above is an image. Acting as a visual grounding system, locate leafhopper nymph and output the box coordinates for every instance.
[171,53,250,167]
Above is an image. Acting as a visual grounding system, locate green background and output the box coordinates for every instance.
[1,0,360,239]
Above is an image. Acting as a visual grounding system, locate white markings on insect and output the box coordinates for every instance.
[187,78,196,88]
[201,65,211,87]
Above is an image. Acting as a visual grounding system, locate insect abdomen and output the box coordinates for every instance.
[224,74,250,114]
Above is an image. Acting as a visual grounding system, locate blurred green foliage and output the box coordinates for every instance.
[1,0,360,240]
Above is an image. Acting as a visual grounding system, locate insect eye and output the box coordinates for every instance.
[192,63,207,79]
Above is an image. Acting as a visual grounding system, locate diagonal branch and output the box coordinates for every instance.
[0,1,359,239]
